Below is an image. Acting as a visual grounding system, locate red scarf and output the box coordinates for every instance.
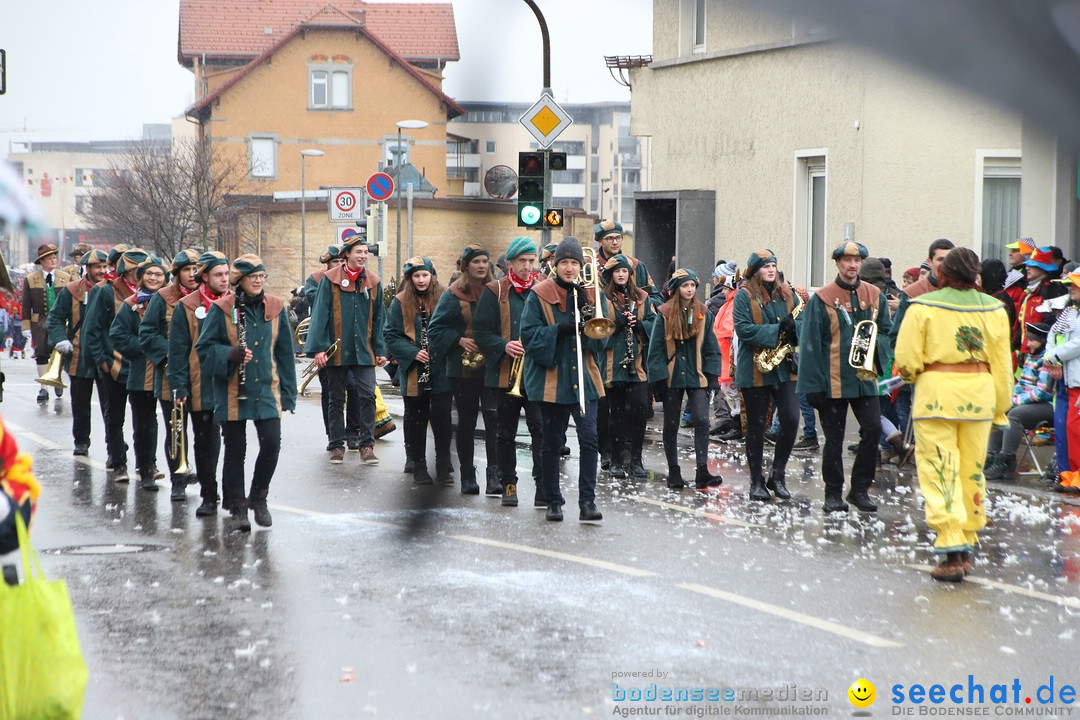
[344,264,363,285]
[179,284,194,297]
[508,269,536,294]
[198,283,227,312]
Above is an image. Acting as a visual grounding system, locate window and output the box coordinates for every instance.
[75,195,90,215]
[309,65,352,109]
[692,0,706,53]
[249,136,276,178]
[485,140,496,154]
[979,155,1021,262]
[793,152,827,287]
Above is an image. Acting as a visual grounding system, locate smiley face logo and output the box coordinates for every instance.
[848,679,876,708]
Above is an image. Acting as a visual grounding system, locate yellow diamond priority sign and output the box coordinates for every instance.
[519,93,573,149]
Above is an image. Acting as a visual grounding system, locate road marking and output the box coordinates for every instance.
[5,420,63,450]
[267,502,403,530]
[677,582,903,648]
[450,534,656,577]
[626,494,761,528]
[906,564,1080,610]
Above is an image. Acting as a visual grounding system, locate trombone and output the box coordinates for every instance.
[170,393,192,476]
[579,247,616,341]
[299,340,339,396]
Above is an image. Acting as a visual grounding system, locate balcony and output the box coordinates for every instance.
[446,153,482,169]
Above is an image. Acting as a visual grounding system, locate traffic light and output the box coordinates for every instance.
[544,208,564,228]
[549,152,567,171]
[517,151,544,228]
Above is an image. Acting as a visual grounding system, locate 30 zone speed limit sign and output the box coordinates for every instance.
[328,187,365,222]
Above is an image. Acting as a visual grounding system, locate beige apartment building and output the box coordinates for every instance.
[447,102,649,235]
[626,0,1076,289]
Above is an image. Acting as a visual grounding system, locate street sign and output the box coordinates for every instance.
[328,187,364,222]
[519,93,573,149]
[367,172,395,202]
[484,165,518,199]
[337,225,361,245]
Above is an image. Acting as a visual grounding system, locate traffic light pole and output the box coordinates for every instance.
[541,149,552,247]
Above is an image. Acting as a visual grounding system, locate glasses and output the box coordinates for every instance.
[142,270,166,279]
[247,273,268,282]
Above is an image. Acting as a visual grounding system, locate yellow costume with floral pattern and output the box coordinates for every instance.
[894,288,1012,553]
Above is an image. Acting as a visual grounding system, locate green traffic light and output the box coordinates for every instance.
[519,204,542,226]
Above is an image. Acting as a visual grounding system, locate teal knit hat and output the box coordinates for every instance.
[505,236,538,261]
[665,268,699,295]
[116,248,148,275]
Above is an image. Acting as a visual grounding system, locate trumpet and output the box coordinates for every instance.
[299,340,339,396]
[507,352,525,398]
[170,395,192,476]
[579,247,616,341]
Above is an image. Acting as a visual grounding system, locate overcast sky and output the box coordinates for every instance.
[0,0,651,156]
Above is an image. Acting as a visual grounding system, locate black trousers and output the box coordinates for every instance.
[449,376,497,477]
[319,367,361,448]
[742,381,799,481]
[816,395,880,496]
[540,401,598,509]
[597,396,611,459]
[99,374,129,464]
[189,409,222,504]
[326,365,373,449]
[606,381,649,464]
[494,390,543,488]
[221,417,281,511]
[662,387,710,469]
[403,391,452,468]
[158,399,191,478]
[127,390,158,477]
[68,374,109,449]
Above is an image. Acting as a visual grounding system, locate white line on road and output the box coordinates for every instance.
[5,420,63,450]
[267,502,399,529]
[905,564,1080,610]
[449,534,656,577]
[677,582,903,648]
[626,494,761,528]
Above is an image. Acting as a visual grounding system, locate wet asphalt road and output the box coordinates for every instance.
[2,357,1079,719]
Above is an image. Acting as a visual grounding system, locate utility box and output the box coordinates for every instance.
[633,190,716,298]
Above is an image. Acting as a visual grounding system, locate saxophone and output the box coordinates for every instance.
[753,292,803,374]
[417,303,431,389]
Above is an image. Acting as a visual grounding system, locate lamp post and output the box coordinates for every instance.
[300,149,325,284]
[394,119,428,273]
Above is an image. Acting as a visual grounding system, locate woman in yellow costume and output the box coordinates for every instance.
[894,247,1012,582]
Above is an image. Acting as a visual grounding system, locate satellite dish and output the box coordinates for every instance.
[484,165,518,199]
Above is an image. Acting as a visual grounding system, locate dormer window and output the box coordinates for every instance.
[309,64,352,110]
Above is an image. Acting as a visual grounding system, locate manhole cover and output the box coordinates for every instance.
[44,544,169,556]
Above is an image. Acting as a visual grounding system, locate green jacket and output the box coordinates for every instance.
[796,278,894,399]
[384,290,450,396]
[733,286,802,388]
[473,277,533,389]
[110,296,155,393]
[428,280,485,381]
[305,265,385,366]
[168,291,217,412]
[601,288,655,385]
[646,300,721,389]
[46,278,99,379]
[196,294,297,422]
[519,278,607,405]
[83,278,134,384]
[596,250,663,307]
[139,284,187,399]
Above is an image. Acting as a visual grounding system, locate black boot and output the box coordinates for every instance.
[195,499,218,517]
[695,465,723,489]
[709,419,733,436]
[546,502,564,521]
[630,456,649,480]
[460,466,480,495]
[666,466,685,489]
[717,426,742,441]
[436,457,454,486]
[767,469,792,500]
[846,489,878,512]
[413,462,434,485]
[484,467,502,496]
[748,475,771,502]
[502,482,518,507]
[823,492,849,513]
[250,499,273,527]
[170,478,187,502]
[140,472,159,492]
[600,450,611,471]
[579,503,603,522]
[983,452,1016,480]
[403,458,415,474]
[228,506,252,532]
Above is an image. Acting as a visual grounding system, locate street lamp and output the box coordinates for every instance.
[394,119,428,273]
[300,148,325,284]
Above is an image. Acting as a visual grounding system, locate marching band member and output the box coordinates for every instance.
[85,247,148,482]
[894,247,1012,582]
[47,249,109,456]
[139,249,200,501]
[23,242,70,402]
[104,244,129,282]
[473,237,545,507]
[169,251,230,516]
[110,256,168,492]
[647,269,723,490]
[593,220,661,306]
[429,244,499,495]
[733,251,801,501]
[797,242,893,513]
[520,237,605,522]
[599,254,655,480]
[196,255,297,532]
[306,234,386,465]
[385,257,451,485]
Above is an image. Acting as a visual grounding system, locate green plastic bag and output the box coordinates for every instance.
[0,514,88,720]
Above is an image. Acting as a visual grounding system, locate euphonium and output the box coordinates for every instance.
[299,340,339,395]
[848,306,880,381]
[753,293,804,374]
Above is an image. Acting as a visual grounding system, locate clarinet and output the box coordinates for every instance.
[417,303,431,390]
[236,302,248,401]
[620,299,637,369]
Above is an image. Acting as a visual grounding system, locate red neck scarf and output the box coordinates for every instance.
[123,278,138,295]
[344,264,363,285]
[178,282,194,297]
[198,283,227,312]
[508,269,536,294]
